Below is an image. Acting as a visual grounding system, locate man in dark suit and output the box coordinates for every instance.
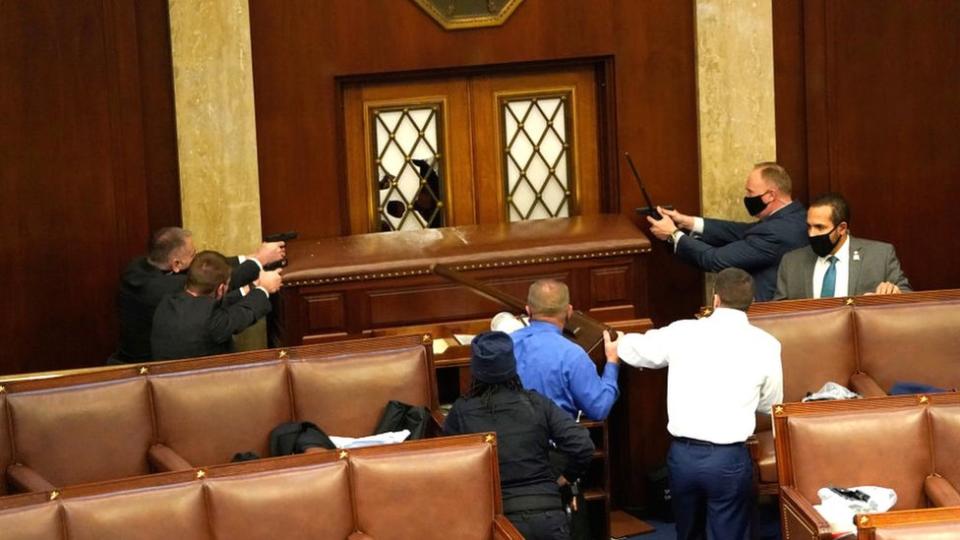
[114,227,285,363]
[775,193,911,300]
[646,162,809,301]
[151,250,282,360]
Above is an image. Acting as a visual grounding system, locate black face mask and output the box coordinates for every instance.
[809,225,839,257]
[743,193,769,216]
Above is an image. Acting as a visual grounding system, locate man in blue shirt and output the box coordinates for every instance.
[511,279,621,421]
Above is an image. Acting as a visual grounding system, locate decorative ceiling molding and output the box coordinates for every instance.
[412,0,525,30]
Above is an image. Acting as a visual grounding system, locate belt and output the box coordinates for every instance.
[503,494,563,514]
[673,436,745,447]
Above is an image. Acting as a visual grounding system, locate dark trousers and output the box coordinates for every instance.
[507,509,570,540]
[667,438,753,540]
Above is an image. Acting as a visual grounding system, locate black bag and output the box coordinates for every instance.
[374,400,431,440]
[231,451,260,462]
[645,465,674,522]
[269,421,336,456]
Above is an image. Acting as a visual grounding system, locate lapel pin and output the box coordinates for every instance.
[853,250,861,261]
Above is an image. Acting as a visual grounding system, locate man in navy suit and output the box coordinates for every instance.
[646,162,809,301]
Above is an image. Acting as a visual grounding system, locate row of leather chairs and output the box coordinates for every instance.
[855,507,960,539]
[0,433,522,540]
[744,291,960,493]
[774,393,960,539]
[0,334,440,495]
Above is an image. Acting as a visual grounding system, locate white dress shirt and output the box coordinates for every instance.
[617,308,783,444]
[812,234,850,298]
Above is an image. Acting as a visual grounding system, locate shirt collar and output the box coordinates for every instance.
[709,307,749,323]
[529,319,563,334]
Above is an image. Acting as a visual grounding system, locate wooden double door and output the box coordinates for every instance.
[342,66,603,234]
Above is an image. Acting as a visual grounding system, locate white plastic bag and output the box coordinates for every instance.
[813,486,897,534]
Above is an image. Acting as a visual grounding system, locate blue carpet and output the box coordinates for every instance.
[625,497,781,540]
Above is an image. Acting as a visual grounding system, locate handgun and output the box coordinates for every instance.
[263,231,298,271]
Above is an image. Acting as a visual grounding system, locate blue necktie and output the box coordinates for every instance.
[820,256,838,298]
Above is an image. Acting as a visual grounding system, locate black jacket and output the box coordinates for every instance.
[150,288,271,360]
[443,389,594,502]
[115,256,260,362]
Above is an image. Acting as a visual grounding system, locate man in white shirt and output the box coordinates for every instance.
[617,268,783,540]
[774,193,911,300]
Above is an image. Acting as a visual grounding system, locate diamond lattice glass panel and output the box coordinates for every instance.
[502,94,573,222]
[371,104,444,231]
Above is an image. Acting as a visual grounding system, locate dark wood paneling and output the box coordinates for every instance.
[0,0,179,375]
[304,293,346,335]
[248,0,703,325]
[772,0,808,204]
[249,0,699,510]
[774,0,960,291]
[132,0,182,233]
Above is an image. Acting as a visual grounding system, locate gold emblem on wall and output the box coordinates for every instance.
[412,0,525,30]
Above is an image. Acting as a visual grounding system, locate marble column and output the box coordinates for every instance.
[169,0,265,349]
[695,0,777,297]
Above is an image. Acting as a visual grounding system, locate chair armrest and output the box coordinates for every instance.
[850,372,887,398]
[148,443,193,472]
[780,486,833,540]
[428,409,446,437]
[6,463,56,493]
[925,475,960,507]
[493,514,524,539]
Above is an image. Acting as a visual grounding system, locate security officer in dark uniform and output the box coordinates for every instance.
[444,331,594,540]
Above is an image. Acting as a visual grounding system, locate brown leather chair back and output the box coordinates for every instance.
[289,346,433,437]
[150,362,292,465]
[351,443,498,540]
[751,307,857,430]
[206,461,354,539]
[752,306,857,403]
[929,404,960,488]
[7,378,153,486]
[62,483,209,540]
[855,301,960,392]
[0,502,62,540]
[0,391,10,495]
[874,522,960,539]
[786,407,930,509]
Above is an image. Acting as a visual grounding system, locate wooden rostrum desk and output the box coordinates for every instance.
[270,214,658,537]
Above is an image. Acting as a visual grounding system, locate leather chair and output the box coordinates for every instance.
[774,394,960,539]
[1,334,441,494]
[0,500,62,540]
[288,345,437,438]
[149,361,292,468]
[928,404,960,506]
[0,434,523,540]
[5,377,154,492]
[205,461,355,539]
[855,507,960,539]
[749,306,866,492]
[854,301,960,394]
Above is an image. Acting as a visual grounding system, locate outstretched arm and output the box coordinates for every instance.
[206,289,271,344]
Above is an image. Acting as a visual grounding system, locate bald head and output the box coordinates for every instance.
[526,279,571,321]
